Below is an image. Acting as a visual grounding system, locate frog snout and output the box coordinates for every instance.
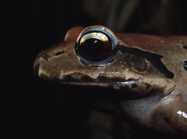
[33,54,57,79]
[33,57,40,76]
[151,94,187,135]
[33,55,41,76]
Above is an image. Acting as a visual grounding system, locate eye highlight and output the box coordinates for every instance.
[75,26,118,65]
[80,32,109,44]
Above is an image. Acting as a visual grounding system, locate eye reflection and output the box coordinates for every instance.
[75,32,116,64]
[80,32,109,44]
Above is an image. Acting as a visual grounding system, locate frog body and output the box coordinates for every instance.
[34,26,187,137]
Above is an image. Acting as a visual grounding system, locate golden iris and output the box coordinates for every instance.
[76,32,115,63]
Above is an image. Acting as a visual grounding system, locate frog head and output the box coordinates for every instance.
[34,26,187,136]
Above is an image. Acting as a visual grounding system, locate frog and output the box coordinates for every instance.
[34,25,187,138]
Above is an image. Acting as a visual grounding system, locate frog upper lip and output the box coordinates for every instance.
[34,55,175,97]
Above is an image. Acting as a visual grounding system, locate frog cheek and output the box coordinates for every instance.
[151,94,187,134]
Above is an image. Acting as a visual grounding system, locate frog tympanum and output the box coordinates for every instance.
[34,26,187,138]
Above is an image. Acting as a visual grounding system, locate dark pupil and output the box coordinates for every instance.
[184,60,187,71]
[77,34,114,62]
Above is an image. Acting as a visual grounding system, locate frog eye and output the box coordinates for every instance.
[75,26,118,65]
[184,60,187,71]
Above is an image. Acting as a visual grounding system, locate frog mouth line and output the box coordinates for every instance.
[59,73,148,92]
[61,80,139,90]
[57,69,175,96]
[59,78,174,98]
[60,80,152,98]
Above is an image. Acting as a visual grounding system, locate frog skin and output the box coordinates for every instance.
[34,26,187,137]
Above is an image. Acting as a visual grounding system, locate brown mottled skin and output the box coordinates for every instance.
[34,26,187,137]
